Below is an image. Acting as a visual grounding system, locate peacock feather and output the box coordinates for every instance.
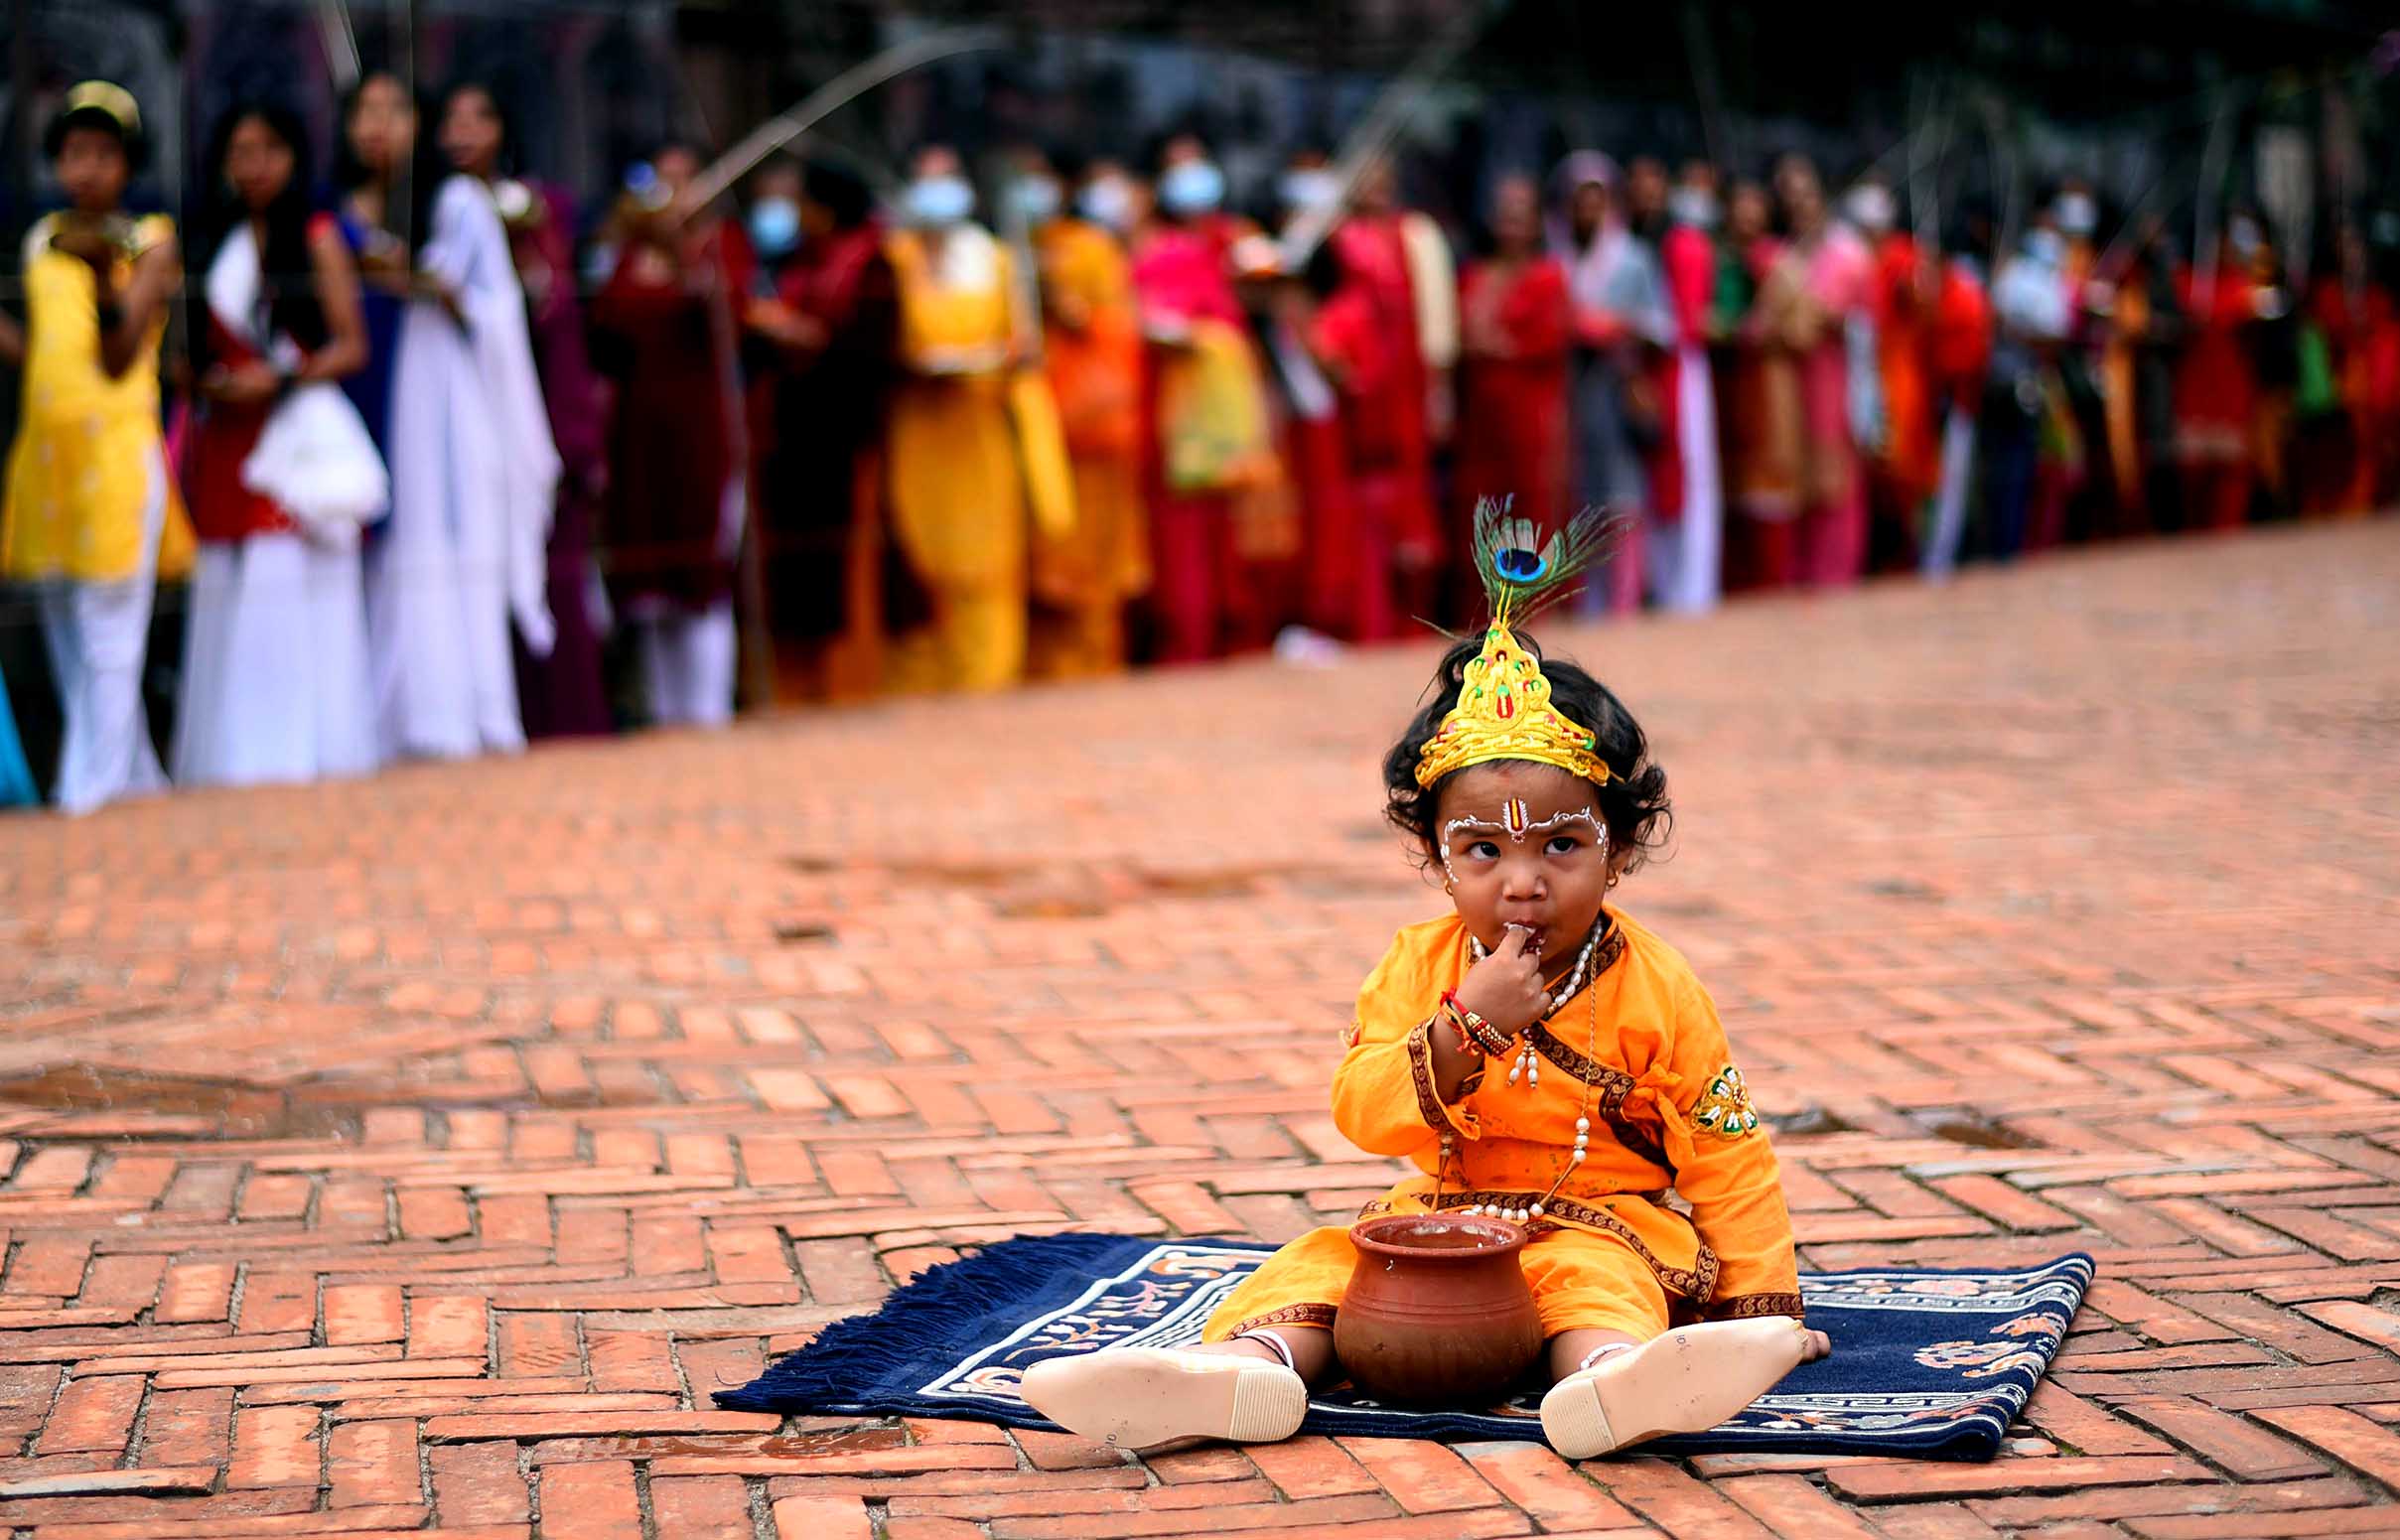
[1470,496,1629,628]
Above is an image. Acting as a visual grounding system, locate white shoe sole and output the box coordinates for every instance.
[1019,1347,1309,1453]
[1540,1318,1811,1460]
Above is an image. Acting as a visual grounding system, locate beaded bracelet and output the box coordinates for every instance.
[1440,991,1514,1057]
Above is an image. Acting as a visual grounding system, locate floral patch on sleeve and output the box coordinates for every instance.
[1690,1064,1760,1138]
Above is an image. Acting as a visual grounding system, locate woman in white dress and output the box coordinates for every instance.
[175,101,382,787]
[348,72,559,760]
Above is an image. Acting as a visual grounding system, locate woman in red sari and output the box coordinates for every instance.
[590,144,756,724]
[2174,223,2266,533]
[1456,175,1572,536]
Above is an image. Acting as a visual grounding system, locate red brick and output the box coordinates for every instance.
[494,1314,581,1378]
[1964,1475,2368,1530]
[429,1440,531,1524]
[888,1480,1279,1521]
[425,1410,779,1442]
[1829,1455,2212,1501]
[228,1404,324,1489]
[985,1492,1403,1538]
[137,1385,233,1469]
[1455,1441,1637,1528]
[2125,1509,2400,1539]
[152,1261,239,1325]
[1336,1436,1503,1512]
[2022,1382,2175,1456]
[237,1269,319,1334]
[329,1419,421,1506]
[2115,1394,2329,1480]
[33,1375,143,1457]
[1590,1459,1777,1539]
[1010,1427,1125,1470]
[536,1461,642,1540]
[2251,1406,2400,1488]
[1867,1506,2010,1539]
[774,1494,877,1540]
[324,1284,406,1346]
[1717,1473,1886,1539]
[408,1295,491,1361]
[648,1473,755,1536]
[0,1466,215,1498]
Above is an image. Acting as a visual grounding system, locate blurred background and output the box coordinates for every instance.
[1,0,2394,811]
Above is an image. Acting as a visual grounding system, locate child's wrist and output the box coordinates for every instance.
[1440,991,1514,1057]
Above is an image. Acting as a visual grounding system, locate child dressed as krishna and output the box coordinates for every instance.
[1026,502,1831,1459]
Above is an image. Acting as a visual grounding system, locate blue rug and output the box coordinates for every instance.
[718,1233,2092,1461]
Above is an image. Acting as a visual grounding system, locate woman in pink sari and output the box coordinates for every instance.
[1132,154,1267,661]
[1769,157,1871,587]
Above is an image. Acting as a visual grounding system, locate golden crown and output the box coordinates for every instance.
[1413,499,1626,791]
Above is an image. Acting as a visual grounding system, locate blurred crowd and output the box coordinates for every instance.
[3,70,2397,813]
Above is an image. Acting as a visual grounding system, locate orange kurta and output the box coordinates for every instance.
[1204,910,1802,1343]
[1030,216,1147,678]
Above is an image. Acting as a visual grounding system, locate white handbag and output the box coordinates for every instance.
[240,380,391,536]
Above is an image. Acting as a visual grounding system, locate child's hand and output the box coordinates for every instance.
[1453,925,1550,1040]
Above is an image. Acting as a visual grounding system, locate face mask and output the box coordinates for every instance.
[2053,193,2096,238]
[1158,160,1225,216]
[2228,219,2262,257]
[1010,176,1061,225]
[904,174,974,228]
[624,161,670,211]
[2024,228,2064,266]
[1077,177,1133,232]
[1844,185,1895,233]
[1279,168,1341,215]
[747,195,800,258]
[1668,188,1720,229]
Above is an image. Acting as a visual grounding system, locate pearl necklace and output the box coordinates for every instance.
[1436,977,1601,1225]
[1467,919,1606,1091]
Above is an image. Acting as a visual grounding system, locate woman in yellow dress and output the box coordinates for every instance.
[0,82,191,814]
[1026,505,1829,1459]
[878,145,1074,694]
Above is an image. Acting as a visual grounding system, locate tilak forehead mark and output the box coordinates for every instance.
[1440,804,1606,854]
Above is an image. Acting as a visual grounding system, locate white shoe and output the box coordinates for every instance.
[1020,1347,1309,1452]
[1539,1318,1812,1460]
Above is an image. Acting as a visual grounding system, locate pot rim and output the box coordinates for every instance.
[1347,1212,1529,1263]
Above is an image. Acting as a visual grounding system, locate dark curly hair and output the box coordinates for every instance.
[1382,631,1672,876]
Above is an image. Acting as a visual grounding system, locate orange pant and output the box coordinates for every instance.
[1202,1221,1673,1344]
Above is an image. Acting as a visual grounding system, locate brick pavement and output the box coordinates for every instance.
[2,520,2398,1539]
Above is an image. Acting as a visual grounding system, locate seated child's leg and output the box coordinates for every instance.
[1522,1225,1825,1460]
[1018,1331,1317,1453]
[1539,1316,1825,1460]
[1547,1328,1643,1381]
[1020,1228,1352,1452]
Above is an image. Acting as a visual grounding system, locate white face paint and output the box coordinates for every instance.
[1439,805,1607,886]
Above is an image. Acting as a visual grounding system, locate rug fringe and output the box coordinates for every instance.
[714,1231,1138,1413]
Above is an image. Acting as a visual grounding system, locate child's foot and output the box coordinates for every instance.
[1020,1347,1309,1452]
[1539,1318,1819,1460]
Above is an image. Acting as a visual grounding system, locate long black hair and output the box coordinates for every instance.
[436,80,516,180]
[332,70,444,258]
[200,99,328,353]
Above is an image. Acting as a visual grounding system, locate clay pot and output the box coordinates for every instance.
[1333,1213,1545,1406]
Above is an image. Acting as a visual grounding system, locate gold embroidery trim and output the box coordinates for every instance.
[1225,1302,1339,1336]
[1405,1018,1453,1134]
[1703,1292,1805,1322]
[1417,1190,1720,1303]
